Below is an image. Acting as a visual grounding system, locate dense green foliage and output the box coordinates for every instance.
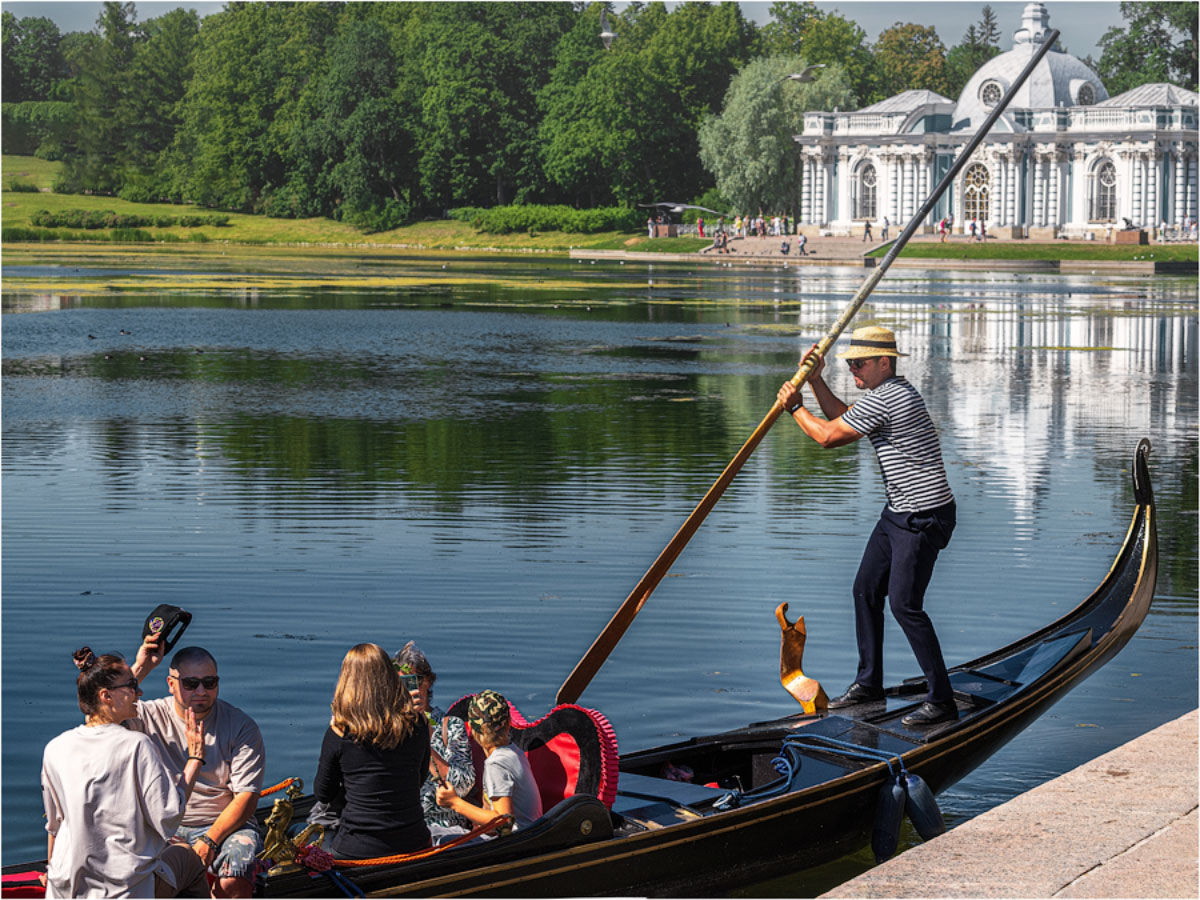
[3,1,1185,234]
[698,55,854,215]
[1095,2,1198,94]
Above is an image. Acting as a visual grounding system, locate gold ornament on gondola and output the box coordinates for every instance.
[776,603,829,714]
[259,779,325,876]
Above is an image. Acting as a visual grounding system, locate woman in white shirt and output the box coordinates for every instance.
[40,648,208,898]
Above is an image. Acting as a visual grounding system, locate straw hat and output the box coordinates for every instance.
[836,326,909,360]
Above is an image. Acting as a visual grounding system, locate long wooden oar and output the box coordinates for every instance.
[556,30,1060,706]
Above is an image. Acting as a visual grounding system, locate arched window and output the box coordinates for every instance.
[963,163,990,222]
[1092,161,1117,221]
[854,164,877,220]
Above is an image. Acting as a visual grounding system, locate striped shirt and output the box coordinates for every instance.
[841,376,953,513]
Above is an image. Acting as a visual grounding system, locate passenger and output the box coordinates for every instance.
[435,690,543,835]
[313,643,431,859]
[392,641,477,845]
[131,641,265,898]
[41,648,209,898]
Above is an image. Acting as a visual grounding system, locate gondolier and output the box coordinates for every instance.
[776,326,958,726]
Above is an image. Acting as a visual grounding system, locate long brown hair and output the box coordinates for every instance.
[331,643,419,749]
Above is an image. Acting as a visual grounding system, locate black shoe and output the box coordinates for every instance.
[901,700,958,726]
[828,682,885,709]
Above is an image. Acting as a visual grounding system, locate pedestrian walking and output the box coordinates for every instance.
[862,221,873,242]
[881,217,889,241]
[697,216,705,239]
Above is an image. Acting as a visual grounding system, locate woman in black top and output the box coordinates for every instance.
[314,643,431,859]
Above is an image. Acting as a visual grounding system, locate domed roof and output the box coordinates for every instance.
[951,3,1108,133]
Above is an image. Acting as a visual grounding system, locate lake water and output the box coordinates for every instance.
[3,253,1196,891]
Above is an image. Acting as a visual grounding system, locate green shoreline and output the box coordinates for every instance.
[5,155,1197,266]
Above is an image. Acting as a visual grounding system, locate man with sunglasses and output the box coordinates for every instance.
[132,641,265,897]
[776,325,958,727]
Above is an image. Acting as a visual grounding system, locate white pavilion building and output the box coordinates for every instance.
[794,2,1199,239]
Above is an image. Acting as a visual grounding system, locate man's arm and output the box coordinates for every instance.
[789,406,863,449]
[131,632,164,681]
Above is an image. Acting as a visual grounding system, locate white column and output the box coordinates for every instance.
[1146,151,1158,227]
[1173,147,1185,224]
[814,156,824,225]
[801,156,812,224]
[1048,153,1060,232]
[1130,152,1143,225]
[1072,150,1088,229]
[905,155,916,222]
[1033,155,1045,227]
[998,156,1006,226]
[919,152,930,224]
[1188,153,1197,219]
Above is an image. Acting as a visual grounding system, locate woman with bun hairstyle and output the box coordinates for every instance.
[41,647,208,898]
[313,643,431,859]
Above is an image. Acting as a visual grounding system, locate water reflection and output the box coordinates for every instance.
[2,262,1196,873]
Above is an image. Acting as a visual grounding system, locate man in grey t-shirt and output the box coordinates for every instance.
[132,640,265,896]
[777,326,958,727]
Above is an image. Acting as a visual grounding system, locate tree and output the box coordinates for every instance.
[1096,1,1197,94]
[873,22,951,99]
[539,1,758,207]
[945,7,1003,99]
[58,1,140,193]
[1,13,67,102]
[760,2,874,104]
[121,9,199,184]
[759,1,820,56]
[289,17,412,228]
[698,55,854,218]
[165,2,340,209]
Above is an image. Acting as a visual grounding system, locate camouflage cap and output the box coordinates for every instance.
[467,689,510,734]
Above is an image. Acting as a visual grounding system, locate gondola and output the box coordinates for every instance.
[2,441,1157,898]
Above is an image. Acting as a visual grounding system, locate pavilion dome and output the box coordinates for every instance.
[951,2,1108,133]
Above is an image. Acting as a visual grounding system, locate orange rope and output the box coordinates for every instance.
[330,815,513,868]
[260,777,298,797]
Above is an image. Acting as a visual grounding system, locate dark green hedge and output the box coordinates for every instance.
[449,204,641,234]
[29,209,229,229]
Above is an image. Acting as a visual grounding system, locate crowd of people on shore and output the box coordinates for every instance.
[41,633,538,897]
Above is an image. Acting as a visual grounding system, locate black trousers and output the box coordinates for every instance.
[852,501,956,703]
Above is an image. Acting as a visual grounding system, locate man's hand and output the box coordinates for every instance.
[191,838,216,868]
[132,632,164,680]
[777,382,802,412]
[800,344,825,380]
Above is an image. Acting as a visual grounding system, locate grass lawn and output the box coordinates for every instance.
[2,154,62,189]
[2,155,686,253]
[869,239,1197,262]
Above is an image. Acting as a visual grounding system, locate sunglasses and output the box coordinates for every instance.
[847,357,879,370]
[399,673,421,693]
[172,675,219,691]
[110,677,140,693]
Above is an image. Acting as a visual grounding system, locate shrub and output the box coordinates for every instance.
[6,180,41,193]
[188,232,210,242]
[467,204,641,234]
